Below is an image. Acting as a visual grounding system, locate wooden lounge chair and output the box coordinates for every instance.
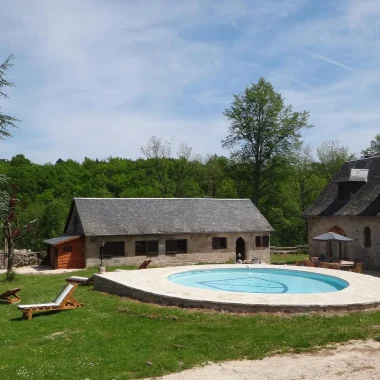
[137,260,151,270]
[65,275,94,285]
[18,283,83,320]
[303,259,315,267]
[0,288,22,304]
[350,261,363,274]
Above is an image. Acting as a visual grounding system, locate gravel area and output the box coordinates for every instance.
[0,265,82,275]
[148,340,380,380]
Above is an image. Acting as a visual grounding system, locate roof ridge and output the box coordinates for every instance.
[74,197,252,201]
[346,155,380,163]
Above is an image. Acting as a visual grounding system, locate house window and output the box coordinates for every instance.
[135,240,159,256]
[255,236,262,247]
[364,227,371,248]
[103,241,125,257]
[212,237,227,249]
[166,239,187,254]
[255,236,270,248]
[63,246,72,252]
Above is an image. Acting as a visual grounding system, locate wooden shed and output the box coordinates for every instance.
[45,235,85,269]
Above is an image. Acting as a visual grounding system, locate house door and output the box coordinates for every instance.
[236,237,246,261]
[57,240,85,269]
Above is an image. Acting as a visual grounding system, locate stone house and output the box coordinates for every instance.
[45,197,273,269]
[304,156,380,270]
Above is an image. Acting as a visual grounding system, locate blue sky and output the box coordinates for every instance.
[1,0,379,164]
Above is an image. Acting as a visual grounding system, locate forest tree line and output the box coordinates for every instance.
[0,136,372,251]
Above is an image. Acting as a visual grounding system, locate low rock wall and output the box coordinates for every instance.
[86,249,270,268]
[0,250,46,269]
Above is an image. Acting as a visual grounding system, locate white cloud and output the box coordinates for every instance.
[0,0,379,163]
[345,0,380,36]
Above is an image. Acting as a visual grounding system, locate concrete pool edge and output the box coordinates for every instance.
[93,264,380,313]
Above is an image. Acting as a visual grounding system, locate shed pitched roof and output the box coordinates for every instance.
[304,156,380,217]
[44,235,82,246]
[65,198,273,236]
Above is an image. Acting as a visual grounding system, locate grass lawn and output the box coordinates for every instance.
[270,253,309,265]
[1,268,380,380]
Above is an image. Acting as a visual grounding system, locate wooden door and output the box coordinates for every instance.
[57,239,85,269]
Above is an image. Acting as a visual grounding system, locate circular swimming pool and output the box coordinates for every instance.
[94,264,380,313]
[168,268,348,294]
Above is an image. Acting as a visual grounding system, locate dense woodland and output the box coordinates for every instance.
[1,56,379,256]
[0,139,361,251]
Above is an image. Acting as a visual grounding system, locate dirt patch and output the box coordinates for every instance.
[147,340,380,380]
[42,330,77,340]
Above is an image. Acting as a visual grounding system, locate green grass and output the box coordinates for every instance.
[1,268,380,379]
[270,253,309,264]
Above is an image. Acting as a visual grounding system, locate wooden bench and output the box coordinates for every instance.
[0,288,22,304]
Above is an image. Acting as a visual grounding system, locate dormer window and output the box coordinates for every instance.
[337,169,368,200]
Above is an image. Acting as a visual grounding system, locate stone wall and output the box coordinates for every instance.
[308,216,380,270]
[0,249,45,268]
[84,232,271,268]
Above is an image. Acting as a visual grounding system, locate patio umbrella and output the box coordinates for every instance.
[312,232,353,260]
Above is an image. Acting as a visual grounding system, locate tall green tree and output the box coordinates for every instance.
[293,145,323,213]
[170,143,198,197]
[0,55,17,139]
[316,140,354,182]
[222,77,311,205]
[197,155,229,197]
[141,136,172,197]
[0,55,20,279]
[361,134,380,157]
[0,55,17,213]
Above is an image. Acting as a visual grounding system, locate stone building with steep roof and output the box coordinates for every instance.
[304,156,380,270]
[45,197,273,269]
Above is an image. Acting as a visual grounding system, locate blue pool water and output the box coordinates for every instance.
[168,268,348,294]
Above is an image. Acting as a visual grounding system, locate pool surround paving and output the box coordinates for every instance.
[93,264,380,313]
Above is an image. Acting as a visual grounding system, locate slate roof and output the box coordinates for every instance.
[65,198,273,236]
[304,156,380,217]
